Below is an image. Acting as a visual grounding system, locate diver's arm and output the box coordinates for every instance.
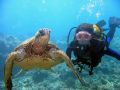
[104,47,120,60]
[107,16,120,45]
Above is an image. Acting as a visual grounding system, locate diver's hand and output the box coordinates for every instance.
[109,17,120,28]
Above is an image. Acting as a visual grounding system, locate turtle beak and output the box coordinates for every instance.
[39,29,51,36]
[37,28,51,45]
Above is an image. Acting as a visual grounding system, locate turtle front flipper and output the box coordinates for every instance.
[4,52,16,90]
[53,50,87,85]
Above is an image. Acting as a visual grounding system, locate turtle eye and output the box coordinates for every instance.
[39,30,45,36]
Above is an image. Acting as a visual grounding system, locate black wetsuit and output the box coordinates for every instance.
[66,24,120,75]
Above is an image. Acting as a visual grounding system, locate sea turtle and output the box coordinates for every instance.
[4,28,85,90]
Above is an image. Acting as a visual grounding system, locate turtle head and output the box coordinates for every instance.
[35,28,51,46]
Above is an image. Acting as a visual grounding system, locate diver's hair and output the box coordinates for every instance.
[76,23,93,34]
[74,23,93,40]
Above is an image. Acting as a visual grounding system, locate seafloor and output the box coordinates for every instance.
[0,33,120,90]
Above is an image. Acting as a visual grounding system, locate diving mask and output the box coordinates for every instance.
[76,31,92,45]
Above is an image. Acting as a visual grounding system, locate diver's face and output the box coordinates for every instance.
[76,31,92,45]
[35,28,50,45]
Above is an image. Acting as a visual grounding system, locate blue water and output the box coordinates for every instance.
[0,0,120,90]
[1,0,120,39]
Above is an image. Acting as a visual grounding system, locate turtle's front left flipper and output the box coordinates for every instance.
[4,53,15,90]
[54,50,86,85]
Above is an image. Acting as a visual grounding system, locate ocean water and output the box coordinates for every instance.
[0,0,120,90]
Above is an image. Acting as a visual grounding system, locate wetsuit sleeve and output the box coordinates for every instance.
[66,42,74,59]
[104,47,120,60]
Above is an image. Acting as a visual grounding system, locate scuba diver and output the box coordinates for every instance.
[66,17,120,75]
